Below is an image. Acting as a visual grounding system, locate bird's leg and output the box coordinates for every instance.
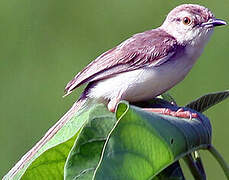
[108,95,123,113]
[143,108,198,119]
[108,91,124,112]
[108,99,119,113]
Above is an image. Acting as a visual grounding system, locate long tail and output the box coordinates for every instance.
[5,98,86,179]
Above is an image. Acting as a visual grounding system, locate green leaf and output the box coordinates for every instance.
[186,90,229,112]
[5,90,221,180]
[65,100,185,180]
[4,103,101,180]
[93,101,212,180]
[21,132,79,180]
[64,104,116,180]
[157,95,185,180]
[134,95,185,180]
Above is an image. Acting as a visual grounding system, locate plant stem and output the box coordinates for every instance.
[183,154,206,180]
[193,151,206,178]
[208,145,229,179]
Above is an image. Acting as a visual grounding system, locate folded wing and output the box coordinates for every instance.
[64,29,179,96]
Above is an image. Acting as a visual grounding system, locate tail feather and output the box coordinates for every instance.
[5,98,86,179]
[64,77,79,97]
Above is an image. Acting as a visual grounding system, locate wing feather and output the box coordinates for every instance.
[64,29,179,96]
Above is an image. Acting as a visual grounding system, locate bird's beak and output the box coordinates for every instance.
[201,18,227,28]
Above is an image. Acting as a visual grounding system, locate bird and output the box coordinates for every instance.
[64,4,226,114]
[8,5,226,177]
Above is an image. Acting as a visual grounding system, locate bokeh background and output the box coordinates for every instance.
[1,0,228,179]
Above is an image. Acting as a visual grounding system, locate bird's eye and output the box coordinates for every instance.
[182,17,191,25]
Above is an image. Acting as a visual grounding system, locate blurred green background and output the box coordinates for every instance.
[0,0,228,179]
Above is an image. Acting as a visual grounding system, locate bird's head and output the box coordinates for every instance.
[161,4,227,46]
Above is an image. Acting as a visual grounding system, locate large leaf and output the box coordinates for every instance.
[186,90,229,112]
[93,101,212,180]
[64,104,116,179]
[5,92,220,179]
[21,132,79,180]
[134,96,185,180]
[5,97,185,180]
[3,104,103,180]
[65,99,185,180]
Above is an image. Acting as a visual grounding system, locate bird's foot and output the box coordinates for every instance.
[143,108,198,120]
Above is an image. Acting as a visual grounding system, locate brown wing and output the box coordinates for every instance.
[64,29,179,96]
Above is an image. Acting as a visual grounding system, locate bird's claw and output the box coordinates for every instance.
[163,108,198,120]
[143,108,198,120]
